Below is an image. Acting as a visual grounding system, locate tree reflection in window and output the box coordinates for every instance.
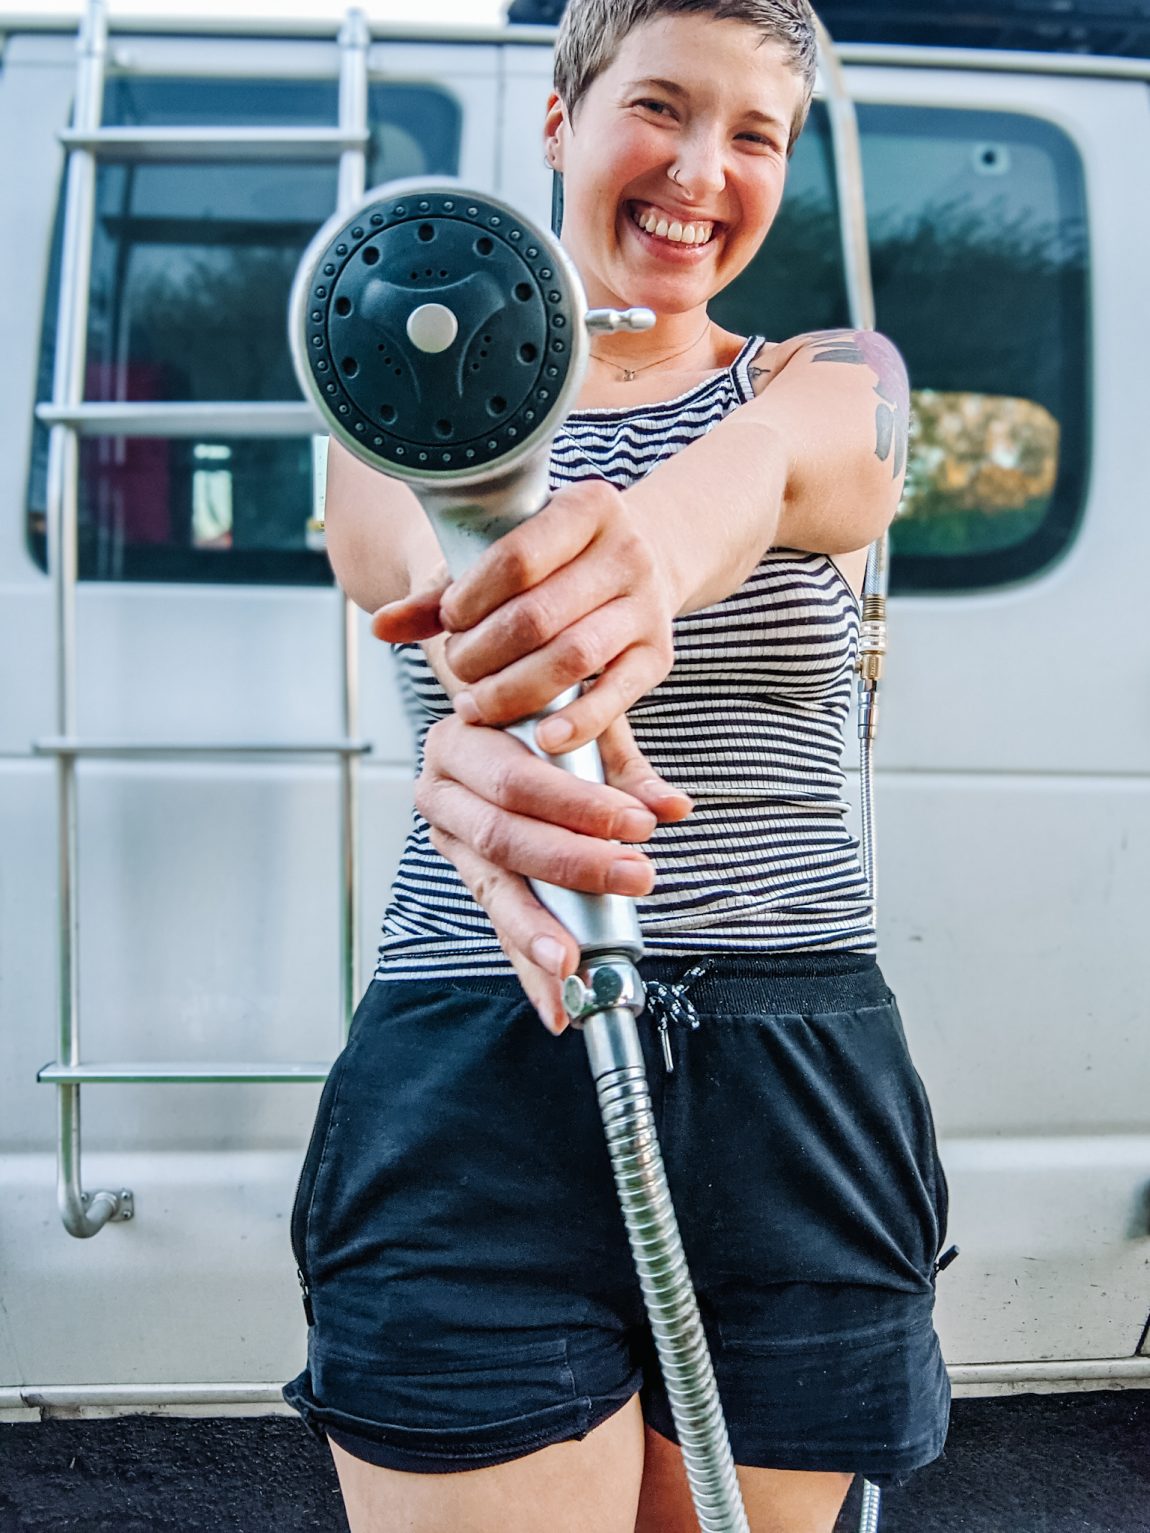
[902,391,1060,557]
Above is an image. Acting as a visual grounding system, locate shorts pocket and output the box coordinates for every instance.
[711,1294,949,1473]
[896,1017,950,1267]
[311,1335,585,1441]
[289,1046,351,1285]
[930,1135,951,1266]
[666,997,945,1294]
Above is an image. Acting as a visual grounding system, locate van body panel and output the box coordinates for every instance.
[940,1137,1150,1363]
[2,24,1146,1398]
[0,1153,309,1388]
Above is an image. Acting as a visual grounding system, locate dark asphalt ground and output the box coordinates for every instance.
[0,1391,1146,1532]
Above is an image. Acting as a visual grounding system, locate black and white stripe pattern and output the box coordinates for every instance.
[376,335,875,979]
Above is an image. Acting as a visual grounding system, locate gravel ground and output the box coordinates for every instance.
[0,1390,1146,1532]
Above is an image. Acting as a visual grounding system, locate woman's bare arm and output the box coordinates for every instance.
[323,439,467,688]
[625,330,909,614]
[322,439,447,614]
[382,328,907,751]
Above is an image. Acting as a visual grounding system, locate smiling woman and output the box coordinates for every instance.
[286,5,952,1531]
[546,10,810,351]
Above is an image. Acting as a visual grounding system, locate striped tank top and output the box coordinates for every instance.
[376,334,875,980]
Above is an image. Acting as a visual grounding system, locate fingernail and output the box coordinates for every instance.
[544,1013,569,1037]
[530,935,568,975]
[536,717,574,751]
[641,781,693,811]
[454,691,481,724]
[617,808,657,842]
[610,858,650,896]
[641,779,691,804]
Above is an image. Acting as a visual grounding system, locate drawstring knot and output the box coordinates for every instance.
[644,960,717,1073]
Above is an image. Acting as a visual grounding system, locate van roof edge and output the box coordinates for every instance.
[1,15,1148,81]
[0,15,560,43]
[837,40,1150,81]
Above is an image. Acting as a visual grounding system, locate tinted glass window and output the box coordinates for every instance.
[28,77,461,583]
[710,102,849,341]
[863,105,1088,591]
[712,102,1089,594]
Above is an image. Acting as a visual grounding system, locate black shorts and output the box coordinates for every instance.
[283,953,950,1488]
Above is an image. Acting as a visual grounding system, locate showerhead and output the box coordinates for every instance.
[290,177,652,578]
[292,178,602,488]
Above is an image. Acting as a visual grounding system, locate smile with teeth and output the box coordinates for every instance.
[630,202,715,247]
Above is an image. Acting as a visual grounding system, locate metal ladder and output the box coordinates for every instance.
[34,0,372,1239]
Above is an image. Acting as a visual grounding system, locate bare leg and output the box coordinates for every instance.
[635,1423,853,1533]
[329,1392,646,1533]
[331,1396,853,1533]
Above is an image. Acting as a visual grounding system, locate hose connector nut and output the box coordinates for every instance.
[562,958,645,1025]
[857,652,884,684]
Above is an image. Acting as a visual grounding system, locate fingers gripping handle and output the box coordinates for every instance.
[419,476,645,960]
[509,707,645,959]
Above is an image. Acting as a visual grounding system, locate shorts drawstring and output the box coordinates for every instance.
[644,960,717,1073]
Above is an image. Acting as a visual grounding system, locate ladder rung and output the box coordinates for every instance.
[59,127,371,162]
[39,1062,333,1085]
[36,402,324,438]
[33,739,372,759]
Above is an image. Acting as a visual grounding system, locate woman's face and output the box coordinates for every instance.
[545,14,807,316]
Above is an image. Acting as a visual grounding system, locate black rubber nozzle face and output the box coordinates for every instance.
[300,190,579,474]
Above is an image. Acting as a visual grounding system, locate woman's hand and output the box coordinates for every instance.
[372,480,680,756]
[415,712,692,1033]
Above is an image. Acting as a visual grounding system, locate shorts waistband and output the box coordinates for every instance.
[636,951,887,1021]
[382,952,887,1020]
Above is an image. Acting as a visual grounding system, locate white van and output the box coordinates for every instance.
[1,2,1147,1424]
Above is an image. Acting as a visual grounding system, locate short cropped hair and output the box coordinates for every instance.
[554,0,818,151]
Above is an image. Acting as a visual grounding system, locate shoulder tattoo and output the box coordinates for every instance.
[807,330,910,478]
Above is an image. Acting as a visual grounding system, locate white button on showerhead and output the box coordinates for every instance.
[406,303,459,354]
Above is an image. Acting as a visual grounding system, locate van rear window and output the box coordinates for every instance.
[26,77,461,584]
[711,103,1089,594]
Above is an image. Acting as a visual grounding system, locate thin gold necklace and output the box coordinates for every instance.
[590,318,712,383]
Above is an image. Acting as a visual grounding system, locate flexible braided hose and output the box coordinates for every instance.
[859,1478,883,1533]
[594,1048,749,1533]
[858,688,882,1533]
[860,731,877,915]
